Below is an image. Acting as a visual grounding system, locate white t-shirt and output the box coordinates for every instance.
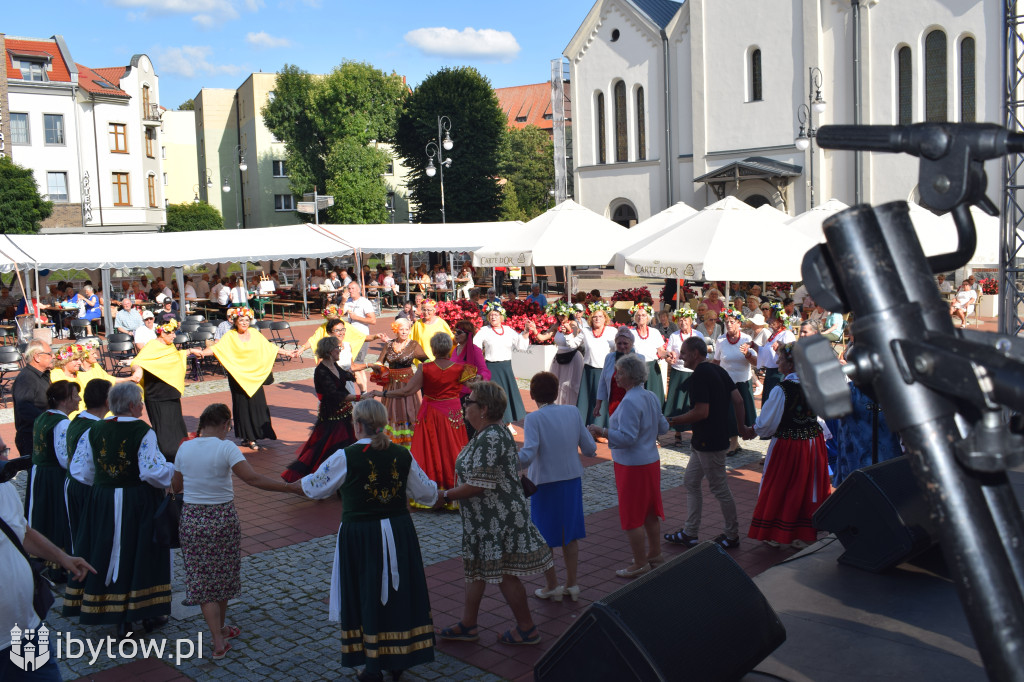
[750,327,771,349]
[344,297,376,335]
[756,329,796,369]
[184,283,197,299]
[134,324,157,347]
[0,482,40,645]
[174,437,247,505]
[229,286,249,305]
[666,329,705,371]
[713,332,756,383]
[216,285,231,306]
[195,280,211,298]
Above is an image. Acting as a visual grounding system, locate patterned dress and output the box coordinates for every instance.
[380,339,425,447]
[455,424,552,583]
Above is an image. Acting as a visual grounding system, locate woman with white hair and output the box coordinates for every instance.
[532,301,584,406]
[473,302,533,427]
[370,317,427,448]
[664,308,704,441]
[576,302,616,431]
[629,303,668,407]
[594,326,640,421]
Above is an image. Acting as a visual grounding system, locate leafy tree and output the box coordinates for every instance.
[261,62,407,223]
[0,157,53,234]
[499,125,555,220]
[177,98,195,111]
[394,67,506,223]
[498,180,527,222]
[164,202,224,231]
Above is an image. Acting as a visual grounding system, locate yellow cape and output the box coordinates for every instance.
[132,339,188,396]
[212,329,278,397]
[49,368,86,417]
[306,321,366,361]
[410,318,454,363]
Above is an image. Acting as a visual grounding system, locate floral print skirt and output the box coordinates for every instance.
[180,501,242,605]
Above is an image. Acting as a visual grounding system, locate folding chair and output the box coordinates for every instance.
[106,341,137,377]
[0,346,22,408]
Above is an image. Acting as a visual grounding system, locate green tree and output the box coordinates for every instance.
[499,125,555,220]
[261,62,407,223]
[0,157,53,234]
[164,202,224,231]
[394,67,506,223]
[177,98,195,111]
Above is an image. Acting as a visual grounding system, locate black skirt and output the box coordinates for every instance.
[228,374,277,442]
[144,398,188,461]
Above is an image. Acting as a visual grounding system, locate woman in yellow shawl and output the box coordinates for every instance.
[49,344,85,416]
[131,318,190,460]
[291,304,368,363]
[192,307,292,450]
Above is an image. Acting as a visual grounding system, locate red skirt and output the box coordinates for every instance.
[614,461,664,530]
[748,435,832,544]
[410,397,467,489]
[281,418,357,482]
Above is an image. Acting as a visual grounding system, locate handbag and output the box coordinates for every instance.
[0,517,55,620]
[554,351,576,365]
[153,493,183,549]
[520,474,538,497]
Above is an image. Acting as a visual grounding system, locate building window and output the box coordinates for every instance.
[44,114,64,145]
[46,172,68,201]
[897,46,913,125]
[20,59,47,82]
[161,146,166,159]
[147,175,157,207]
[112,173,131,206]
[960,37,976,123]
[750,49,763,102]
[596,92,606,164]
[163,173,168,186]
[272,160,288,177]
[109,123,128,153]
[146,128,156,158]
[384,158,394,175]
[142,86,151,115]
[636,87,646,161]
[614,80,627,162]
[11,113,29,144]
[275,194,296,211]
[925,30,947,122]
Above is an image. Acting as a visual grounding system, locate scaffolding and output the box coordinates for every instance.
[1002,0,1024,334]
[551,58,569,204]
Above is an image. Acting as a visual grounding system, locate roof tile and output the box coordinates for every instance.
[5,37,71,82]
[76,63,130,98]
[494,82,571,133]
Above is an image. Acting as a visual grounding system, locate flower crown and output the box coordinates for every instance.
[227,307,253,321]
[390,319,409,335]
[545,301,575,318]
[74,341,99,360]
[768,302,785,316]
[673,307,697,321]
[720,309,746,323]
[323,304,340,319]
[629,302,654,317]
[158,318,180,335]
[779,341,796,360]
[587,300,612,316]
[483,301,506,318]
[56,344,84,363]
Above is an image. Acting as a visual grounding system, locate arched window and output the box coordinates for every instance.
[925,30,947,122]
[636,87,646,161]
[614,80,627,162]
[750,49,762,102]
[596,92,606,164]
[897,46,913,125]
[960,36,976,122]
[611,202,637,227]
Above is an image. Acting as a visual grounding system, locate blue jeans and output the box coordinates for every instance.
[0,650,63,682]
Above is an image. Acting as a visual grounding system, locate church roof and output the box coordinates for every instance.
[629,0,683,30]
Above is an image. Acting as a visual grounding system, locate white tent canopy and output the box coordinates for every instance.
[614,201,698,253]
[319,222,499,255]
[785,198,850,242]
[473,199,629,267]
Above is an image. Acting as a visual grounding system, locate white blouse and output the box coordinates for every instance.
[756,329,796,369]
[666,329,705,371]
[474,325,530,362]
[580,326,615,368]
[713,332,756,383]
[631,327,665,362]
[554,329,583,353]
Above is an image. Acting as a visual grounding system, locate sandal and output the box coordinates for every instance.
[663,529,699,547]
[222,625,241,639]
[498,624,541,646]
[439,621,479,642]
[212,642,231,660]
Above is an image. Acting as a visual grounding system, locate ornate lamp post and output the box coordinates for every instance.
[794,67,827,208]
[424,116,453,223]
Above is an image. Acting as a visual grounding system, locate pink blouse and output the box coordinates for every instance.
[454,341,490,396]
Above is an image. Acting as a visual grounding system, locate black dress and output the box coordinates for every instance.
[142,369,188,461]
[282,362,356,481]
[228,373,277,444]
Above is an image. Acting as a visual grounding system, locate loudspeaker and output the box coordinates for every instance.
[813,456,938,572]
[534,542,786,682]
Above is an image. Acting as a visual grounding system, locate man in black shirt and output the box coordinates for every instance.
[12,340,53,456]
[664,336,747,549]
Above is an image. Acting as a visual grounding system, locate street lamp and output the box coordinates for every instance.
[192,184,202,204]
[794,66,826,208]
[424,115,453,223]
[221,146,246,228]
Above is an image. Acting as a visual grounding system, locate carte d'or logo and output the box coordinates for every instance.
[516,252,526,265]
[632,263,679,277]
[10,623,51,671]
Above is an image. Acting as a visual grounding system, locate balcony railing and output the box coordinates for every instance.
[143,104,161,122]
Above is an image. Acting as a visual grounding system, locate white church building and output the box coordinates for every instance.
[564,0,1001,225]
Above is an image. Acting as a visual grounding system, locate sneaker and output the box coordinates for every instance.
[713,533,740,550]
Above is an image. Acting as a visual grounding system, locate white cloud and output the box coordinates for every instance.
[153,45,241,78]
[108,0,247,26]
[404,27,520,62]
[246,31,291,48]
[245,0,264,9]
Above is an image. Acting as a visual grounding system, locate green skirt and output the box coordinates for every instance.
[577,364,609,428]
[27,465,72,555]
[338,513,434,674]
[762,367,783,402]
[663,368,693,419]
[63,483,171,624]
[486,360,526,423]
[725,379,758,437]
[645,360,665,407]
[65,475,91,554]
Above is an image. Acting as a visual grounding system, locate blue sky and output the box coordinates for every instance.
[4,0,590,109]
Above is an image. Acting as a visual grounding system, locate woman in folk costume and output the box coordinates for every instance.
[63,382,175,636]
[25,380,81,571]
[192,307,292,450]
[664,307,705,443]
[473,302,532,428]
[292,304,368,363]
[629,303,669,407]
[532,300,584,406]
[745,343,832,549]
[576,301,616,431]
[65,378,111,552]
[48,344,85,417]
[370,318,428,447]
[410,299,454,363]
[131,318,189,460]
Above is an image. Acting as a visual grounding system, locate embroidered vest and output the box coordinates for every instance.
[776,381,823,440]
[340,442,412,522]
[89,420,152,487]
[65,416,99,479]
[32,412,67,468]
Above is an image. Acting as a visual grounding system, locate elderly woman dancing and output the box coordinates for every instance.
[630,303,668,407]
[474,302,532,428]
[532,301,584,406]
[371,318,427,447]
[577,301,616,430]
[439,381,552,646]
[296,399,438,681]
[588,354,670,578]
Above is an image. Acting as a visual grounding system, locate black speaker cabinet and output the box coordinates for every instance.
[534,542,786,682]
[813,455,938,572]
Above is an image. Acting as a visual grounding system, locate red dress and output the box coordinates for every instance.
[409,362,468,489]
